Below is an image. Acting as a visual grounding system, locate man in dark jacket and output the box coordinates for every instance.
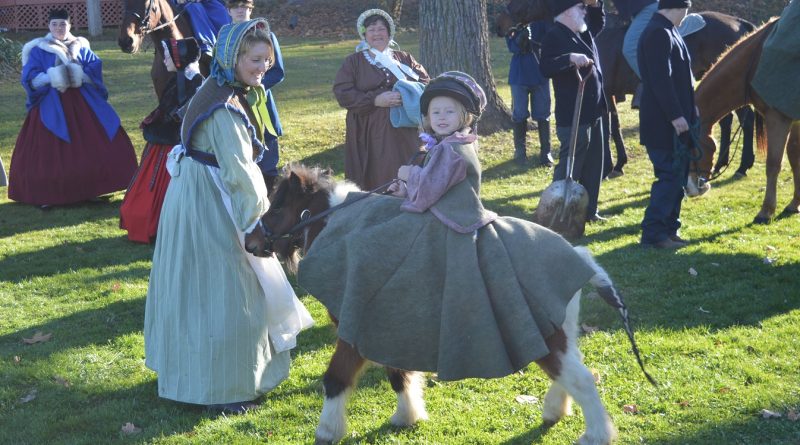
[507,20,554,167]
[637,0,695,249]
[540,0,608,222]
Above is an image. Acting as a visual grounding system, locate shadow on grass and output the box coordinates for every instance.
[0,235,153,281]
[295,144,346,174]
[0,199,120,238]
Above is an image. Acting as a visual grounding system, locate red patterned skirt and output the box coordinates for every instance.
[8,89,137,206]
[120,143,173,243]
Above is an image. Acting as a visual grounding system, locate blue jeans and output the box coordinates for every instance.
[510,82,551,123]
[641,144,688,244]
[622,2,658,79]
[554,117,605,216]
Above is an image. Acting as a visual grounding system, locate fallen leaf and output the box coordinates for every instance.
[761,409,781,419]
[75,246,84,252]
[623,404,639,414]
[121,422,142,434]
[22,331,52,344]
[765,245,776,252]
[788,410,799,421]
[515,395,539,405]
[678,400,690,408]
[590,368,602,383]
[581,323,599,334]
[718,387,731,394]
[688,267,698,276]
[13,356,20,364]
[698,307,711,314]
[711,262,720,267]
[112,282,121,292]
[53,376,71,387]
[19,388,37,403]
[763,257,775,265]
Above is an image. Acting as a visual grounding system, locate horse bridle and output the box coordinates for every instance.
[125,0,182,36]
[261,179,398,255]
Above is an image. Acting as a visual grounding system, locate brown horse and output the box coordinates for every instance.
[262,164,653,445]
[501,1,756,176]
[117,0,204,100]
[690,19,800,224]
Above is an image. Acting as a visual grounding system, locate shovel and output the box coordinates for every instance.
[532,67,593,241]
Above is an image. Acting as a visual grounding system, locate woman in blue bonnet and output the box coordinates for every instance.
[144,19,312,415]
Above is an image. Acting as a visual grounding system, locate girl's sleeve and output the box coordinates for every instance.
[332,56,378,115]
[79,47,109,99]
[401,143,467,213]
[205,108,269,231]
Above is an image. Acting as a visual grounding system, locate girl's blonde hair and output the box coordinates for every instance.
[421,98,475,135]
[237,27,274,67]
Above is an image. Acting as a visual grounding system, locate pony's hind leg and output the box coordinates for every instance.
[782,123,800,215]
[386,369,428,426]
[537,292,616,445]
[315,339,367,445]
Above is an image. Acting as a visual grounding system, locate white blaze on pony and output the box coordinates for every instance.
[262,166,653,445]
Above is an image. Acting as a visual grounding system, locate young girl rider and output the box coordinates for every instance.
[297,72,600,381]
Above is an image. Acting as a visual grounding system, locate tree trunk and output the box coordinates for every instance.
[390,0,404,24]
[86,0,102,37]
[418,0,512,133]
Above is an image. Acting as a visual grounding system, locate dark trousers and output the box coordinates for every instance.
[554,117,605,216]
[257,134,280,178]
[641,144,688,244]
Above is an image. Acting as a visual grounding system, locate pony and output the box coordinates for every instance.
[690,19,800,224]
[262,164,654,445]
[117,0,205,100]
[501,1,756,177]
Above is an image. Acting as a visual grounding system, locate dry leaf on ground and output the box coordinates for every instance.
[112,282,122,292]
[688,267,698,276]
[13,355,20,364]
[678,400,690,408]
[761,409,782,419]
[121,422,142,434]
[19,388,37,403]
[22,331,52,344]
[623,404,638,414]
[515,395,539,404]
[581,323,599,334]
[590,368,602,383]
[787,409,799,421]
[53,376,71,387]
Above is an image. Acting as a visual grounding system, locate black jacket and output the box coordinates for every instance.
[540,2,608,128]
[637,13,695,148]
[141,73,204,145]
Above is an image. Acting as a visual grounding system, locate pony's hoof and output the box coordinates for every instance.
[753,215,771,224]
[780,206,800,216]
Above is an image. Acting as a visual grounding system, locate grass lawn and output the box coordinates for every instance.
[1,29,799,445]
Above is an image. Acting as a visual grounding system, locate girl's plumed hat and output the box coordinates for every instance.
[420,71,487,119]
[356,9,395,39]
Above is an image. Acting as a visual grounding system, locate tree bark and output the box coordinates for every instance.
[418,0,512,133]
[86,0,102,37]
[390,0,404,24]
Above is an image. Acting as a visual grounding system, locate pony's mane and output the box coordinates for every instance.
[700,17,779,87]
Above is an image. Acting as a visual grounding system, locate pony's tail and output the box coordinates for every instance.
[755,112,767,157]
[574,246,658,387]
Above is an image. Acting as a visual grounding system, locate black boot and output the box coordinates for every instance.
[631,83,643,110]
[512,121,527,165]
[537,119,554,167]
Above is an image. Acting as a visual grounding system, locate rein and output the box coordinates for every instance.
[125,0,183,36]
[264,179,398,245]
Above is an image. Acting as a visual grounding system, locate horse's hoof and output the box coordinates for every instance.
[753,215,771,225]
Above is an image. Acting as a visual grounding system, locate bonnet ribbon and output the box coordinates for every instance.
[368,47,419,82]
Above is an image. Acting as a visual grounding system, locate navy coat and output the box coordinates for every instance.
[506,21,550,87]
[540,2,608,127]
[637,13,695,148]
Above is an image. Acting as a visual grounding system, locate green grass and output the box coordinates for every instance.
[1,30,799,445]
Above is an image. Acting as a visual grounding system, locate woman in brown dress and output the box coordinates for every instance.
[333,9,430,190]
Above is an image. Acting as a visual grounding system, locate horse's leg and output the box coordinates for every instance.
[386,369,428,426]
[754,111,793,224]
[315,339,367,445]
[713,113,734,174]
[536,292,615,444]
[781,122,800,215]
[735,107,756,176]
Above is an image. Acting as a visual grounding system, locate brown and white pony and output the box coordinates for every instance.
[690,19,800,223]
[117,0,205,100]
[263,164,653,445]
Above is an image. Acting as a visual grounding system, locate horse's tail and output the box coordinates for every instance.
[573,246,658,386]
[755,112,767,157]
